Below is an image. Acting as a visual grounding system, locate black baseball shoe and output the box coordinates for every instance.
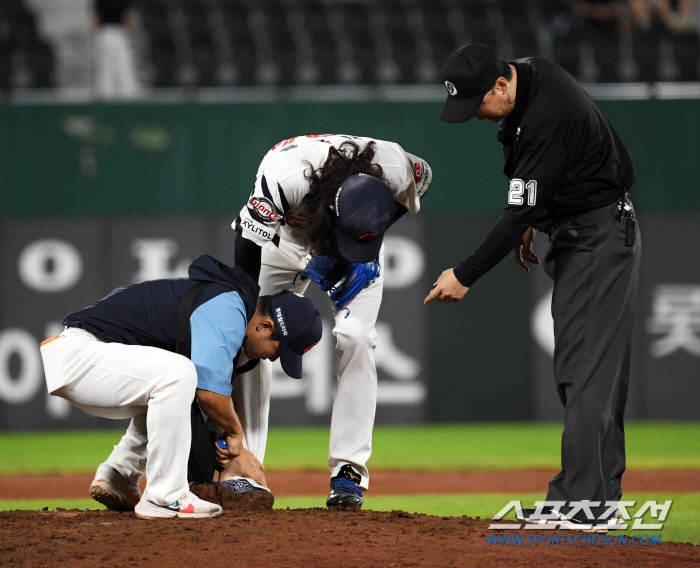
[326,464,363,508]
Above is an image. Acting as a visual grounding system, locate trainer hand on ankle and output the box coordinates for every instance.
[223,447,267,488]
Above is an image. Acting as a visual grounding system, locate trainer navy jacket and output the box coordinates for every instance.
[62,254,260,396]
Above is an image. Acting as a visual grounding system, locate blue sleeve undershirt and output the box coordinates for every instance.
[189,291,247,397]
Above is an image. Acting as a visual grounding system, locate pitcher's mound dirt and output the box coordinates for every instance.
[1,509,698,568]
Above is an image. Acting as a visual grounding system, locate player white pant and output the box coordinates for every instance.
[238,245,383,490]
[95,25,140,99]
[40,327,196,505]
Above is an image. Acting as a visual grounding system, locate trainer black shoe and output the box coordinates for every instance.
[326,464,363,508]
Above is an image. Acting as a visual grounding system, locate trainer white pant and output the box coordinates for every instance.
[40,327,196,505]
[238,244,383,490]
[95,26,140,99]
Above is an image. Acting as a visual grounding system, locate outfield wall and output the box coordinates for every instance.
[0,99,699,429]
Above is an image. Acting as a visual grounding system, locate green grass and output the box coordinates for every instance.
[0,499,104,511]
[2,422,699,474]
[5,493,698,545]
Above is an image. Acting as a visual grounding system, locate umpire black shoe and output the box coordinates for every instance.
[326,464,363,509]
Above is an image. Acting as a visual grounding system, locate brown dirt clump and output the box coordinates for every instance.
[0,508,698,568]
[190,481,274,511]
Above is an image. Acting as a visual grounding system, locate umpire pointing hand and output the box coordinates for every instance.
[426,44,641,530]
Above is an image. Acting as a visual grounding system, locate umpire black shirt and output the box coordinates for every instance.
[453,57,636,287]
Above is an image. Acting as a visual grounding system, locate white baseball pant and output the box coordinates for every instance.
[95,26,140,99]
[237,244,383,490]
[40,327,196,505]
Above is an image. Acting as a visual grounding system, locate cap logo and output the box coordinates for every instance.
[359,232,378,241]
[445,81,457,96]
[275,306,289,337]
[334,188,342,219]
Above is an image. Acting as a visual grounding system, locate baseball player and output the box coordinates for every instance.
[232,134,432,507]
[40,254,322,519]
[426,44,640,531]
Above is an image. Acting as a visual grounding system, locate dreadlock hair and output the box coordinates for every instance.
[302,141,386,258]
[256,290,291,341]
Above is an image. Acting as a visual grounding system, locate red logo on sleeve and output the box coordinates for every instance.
[413,162,423,184]
[248,197,282,223]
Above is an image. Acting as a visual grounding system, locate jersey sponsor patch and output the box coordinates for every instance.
[240,216,275,240]
[248,196,283,223]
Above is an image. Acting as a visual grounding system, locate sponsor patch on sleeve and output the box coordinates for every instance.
[248,196,283,224]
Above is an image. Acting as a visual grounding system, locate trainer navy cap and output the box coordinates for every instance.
[440,43,508,123]
[335,174,395,264]
[271,292,322,379]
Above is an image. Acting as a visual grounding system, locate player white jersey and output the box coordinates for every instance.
[233,134,431,257]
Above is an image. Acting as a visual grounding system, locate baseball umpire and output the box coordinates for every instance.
[40,253,322,519]
[232,134,432,507]
[425,44,640,531]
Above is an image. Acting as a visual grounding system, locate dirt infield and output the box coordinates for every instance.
[1,508,698,568]
[2,469,700,500]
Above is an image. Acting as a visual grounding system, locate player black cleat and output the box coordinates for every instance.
[326,464,363,508]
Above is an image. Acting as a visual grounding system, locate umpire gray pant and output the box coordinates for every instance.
[543,197,641,512]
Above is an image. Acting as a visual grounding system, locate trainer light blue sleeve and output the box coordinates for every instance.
[190,291,247,397]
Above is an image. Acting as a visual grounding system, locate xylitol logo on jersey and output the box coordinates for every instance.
[248,197,282,223]
[275,307,289,337]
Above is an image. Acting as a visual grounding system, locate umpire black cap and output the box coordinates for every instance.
[334,174,395,264]
[440,44,509,123]
[271,292,322,379]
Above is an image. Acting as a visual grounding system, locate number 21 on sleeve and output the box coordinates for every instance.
[508,178,537,206]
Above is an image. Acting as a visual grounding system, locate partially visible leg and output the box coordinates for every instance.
[329,251,384,491]
[56,337,199,505]
[545,205,640,515]
[94,29,115,98]
[106,415,148,482]
[235,245,308,462]
[233,358,271,461]
[88,415,148,511]
[112,28,140,98]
